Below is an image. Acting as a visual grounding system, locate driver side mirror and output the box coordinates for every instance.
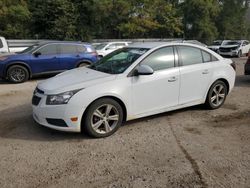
[34,51,41,57]
[134,65,154,76]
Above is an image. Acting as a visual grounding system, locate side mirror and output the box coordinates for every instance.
[134,65,154,76]
[34,51,41,57]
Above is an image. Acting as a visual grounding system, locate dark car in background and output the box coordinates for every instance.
[0,42,98,83]
[245,50,250,75]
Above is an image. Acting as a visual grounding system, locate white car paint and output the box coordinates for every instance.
[32,43,235,133]
[96,42,130,57]
[208,40,229,52]
[0,36,9,54]
[0,36,28,54]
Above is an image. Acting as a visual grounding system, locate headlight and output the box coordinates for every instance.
[46,89,82,105]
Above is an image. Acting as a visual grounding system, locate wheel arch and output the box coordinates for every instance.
[206,78,230,99]
[81,95,128,131]
[76,59,92,67]
[5,61,32,78]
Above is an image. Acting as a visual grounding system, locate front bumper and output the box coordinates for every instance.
[32,92,84,132]
[245,62,250,75]
[219,50,238,57]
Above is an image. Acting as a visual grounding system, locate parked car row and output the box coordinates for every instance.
[0,41,98,83]
[208,40,250,57]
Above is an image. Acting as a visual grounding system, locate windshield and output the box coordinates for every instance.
[19,44,39,54]
[89,48,149,74]
[95,43,108,50]
[224,41,240,46]
[212,41,222,45]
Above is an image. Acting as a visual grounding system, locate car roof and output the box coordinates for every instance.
[128,42,207,49]
[37,41,91,46]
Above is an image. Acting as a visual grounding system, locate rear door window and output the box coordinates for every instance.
[60,44,78,54]
[178,46,203,66]
[77,45,86,53]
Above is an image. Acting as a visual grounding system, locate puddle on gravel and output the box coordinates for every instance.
[206,110,250,128]
[184,127,202,135]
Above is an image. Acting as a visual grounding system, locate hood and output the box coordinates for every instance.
[220,45,239,48]
[37,67,116,94]
[208,45,220,49]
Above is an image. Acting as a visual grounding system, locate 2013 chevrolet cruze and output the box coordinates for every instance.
[32,42,236,138]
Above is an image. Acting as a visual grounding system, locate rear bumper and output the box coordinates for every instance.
[245,61,250,75]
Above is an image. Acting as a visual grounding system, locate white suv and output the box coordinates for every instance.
[95,42,130,57]
[219,40,250,57]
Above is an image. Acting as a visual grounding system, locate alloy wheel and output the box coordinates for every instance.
[210,83,226,107]
[91,104,119,134]
[9,68,26,82]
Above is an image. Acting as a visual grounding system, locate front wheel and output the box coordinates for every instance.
[205,80,227,109]
[83,98,123,138]
[7,65,29,83]
[237,50,242,58]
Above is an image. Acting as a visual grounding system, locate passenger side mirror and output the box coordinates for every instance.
[134,65,154,76]
[34,51,41,57]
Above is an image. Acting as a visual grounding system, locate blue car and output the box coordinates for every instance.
[0,41,98,83]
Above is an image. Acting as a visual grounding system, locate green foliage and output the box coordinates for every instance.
[0,0,249,42]
[182,0,221,43]
[0,0,30,38]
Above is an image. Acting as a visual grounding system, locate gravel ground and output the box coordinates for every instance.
[0,57,249,188]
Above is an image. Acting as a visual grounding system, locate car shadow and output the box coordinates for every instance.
[0,103,205,142]
[235,75,250,87]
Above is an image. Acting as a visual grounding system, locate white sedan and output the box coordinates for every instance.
[32,42,236,138]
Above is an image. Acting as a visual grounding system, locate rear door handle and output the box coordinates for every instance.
[168,76,177,82]
[202,69,209,74]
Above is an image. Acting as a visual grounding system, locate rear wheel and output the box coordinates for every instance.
[7,65,29,83]
[78,62,89,67]
[205,80,227,109]
[83,98,123,138]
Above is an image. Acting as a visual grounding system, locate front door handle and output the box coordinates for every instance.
[168,76,177,82]
[202,69,209,74]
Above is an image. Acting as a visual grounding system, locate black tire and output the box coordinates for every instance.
[205,80,228,109]
[83,98,123,138]
[78,62,89,67]
[237,50,242,58]
[7,65,29,83]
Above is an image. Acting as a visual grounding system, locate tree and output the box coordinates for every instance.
[217,0,249,39]
[0,0,30,39]
[181,0,220,43]
[118,0,183,38]
[28,0,78,40]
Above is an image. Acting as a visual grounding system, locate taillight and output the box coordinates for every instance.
[231,61,236,70]
[91,52,98,57]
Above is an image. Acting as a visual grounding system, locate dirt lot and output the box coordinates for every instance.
[0,58,249,188]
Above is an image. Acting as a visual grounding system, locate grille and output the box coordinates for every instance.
[32,95,41,106]
[219,48,231,52]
